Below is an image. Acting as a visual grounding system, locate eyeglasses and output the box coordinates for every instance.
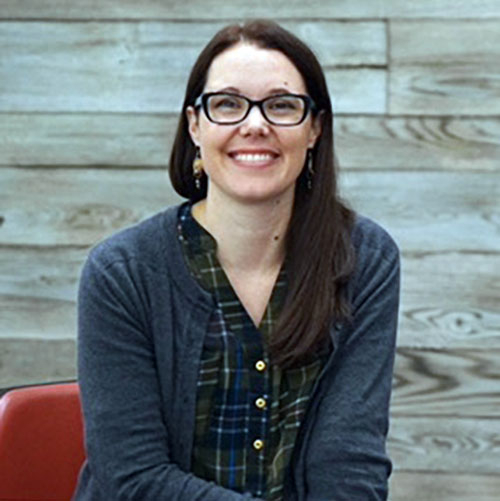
[194,92,316,126]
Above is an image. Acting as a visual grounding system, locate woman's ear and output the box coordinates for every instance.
[308,111,323,149]
[186,106,200,147]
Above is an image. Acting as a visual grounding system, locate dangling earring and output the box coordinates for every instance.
[306,149,314,190]
[193,147,203,190]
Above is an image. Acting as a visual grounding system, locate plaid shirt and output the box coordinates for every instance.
[177,203,323,500]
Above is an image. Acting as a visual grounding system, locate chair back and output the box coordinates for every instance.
[0,382,86,501]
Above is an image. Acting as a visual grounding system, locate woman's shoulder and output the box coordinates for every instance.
[85,204,181,270]
[344,213,401,317]
[351,213,400,267]
[79,201,212,310]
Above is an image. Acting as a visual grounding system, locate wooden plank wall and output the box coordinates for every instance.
[1,1,499,499]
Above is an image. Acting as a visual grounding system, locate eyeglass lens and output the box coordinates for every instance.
[206,94,307,125]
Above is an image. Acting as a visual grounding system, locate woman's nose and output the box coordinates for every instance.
[239,105,270,135]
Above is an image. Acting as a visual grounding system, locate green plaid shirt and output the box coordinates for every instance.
[177,203,323,501]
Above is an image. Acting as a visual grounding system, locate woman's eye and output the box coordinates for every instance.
[213,97,242,109]
[268,99,299,111]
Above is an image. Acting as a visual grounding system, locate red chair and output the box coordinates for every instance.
[0,382,86,501]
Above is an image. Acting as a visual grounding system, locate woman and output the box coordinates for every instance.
[74,20,400,501]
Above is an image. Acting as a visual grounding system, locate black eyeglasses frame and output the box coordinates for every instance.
[193,92,317,126]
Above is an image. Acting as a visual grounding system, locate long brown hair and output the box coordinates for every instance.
[169,20,355,368]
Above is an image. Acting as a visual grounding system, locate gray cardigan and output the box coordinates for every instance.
[74,204,400,501]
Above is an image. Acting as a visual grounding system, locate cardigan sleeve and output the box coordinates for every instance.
[75,248,263,501]
[303,223,400,501]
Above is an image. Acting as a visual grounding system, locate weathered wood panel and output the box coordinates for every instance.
[390,21,500,115]
[2,168,498,251]
[0,338,76,388]
[389,416,500,472]
[390,66,500,116]
[0,168,183,246]
[336,116,500,171]
[0,113,172,168]
[0,22,386,114]
[389,472,500,501]
[281,21,386,66]
[0,246,80,341]
[3,114,500,171]
[391,21,500,66]
[0,246,85,303]
[0,294,76,340]
[343,171,500,253]
[392,348,500,418]
[330,69,386,114]
[400,253,500,346]
[0,20,386,69]
[1,0,500,20]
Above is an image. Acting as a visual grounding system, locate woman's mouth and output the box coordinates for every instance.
[229,150,279,166]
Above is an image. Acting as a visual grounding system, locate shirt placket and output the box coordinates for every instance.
[246,338,271,499]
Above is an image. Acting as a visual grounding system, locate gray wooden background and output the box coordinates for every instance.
[1,1,499,499]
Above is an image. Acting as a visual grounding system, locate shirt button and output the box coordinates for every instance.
[255,397,267,409]
[253,439,264,451]
[255,360,267,372]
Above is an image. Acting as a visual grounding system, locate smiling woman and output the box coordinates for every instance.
[74,20,400,501]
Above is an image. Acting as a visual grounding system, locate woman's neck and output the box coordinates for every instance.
[192,190,294,276]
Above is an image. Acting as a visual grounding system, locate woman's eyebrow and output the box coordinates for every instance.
[207,86,295,96]
[208,86,240,94]
[267,87,293,95]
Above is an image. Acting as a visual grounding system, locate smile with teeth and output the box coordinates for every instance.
[231,152,277,163]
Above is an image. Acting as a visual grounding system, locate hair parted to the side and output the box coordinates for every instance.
[169,19,355,368]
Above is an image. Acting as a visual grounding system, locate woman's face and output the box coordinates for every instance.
[187,42,322,205]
